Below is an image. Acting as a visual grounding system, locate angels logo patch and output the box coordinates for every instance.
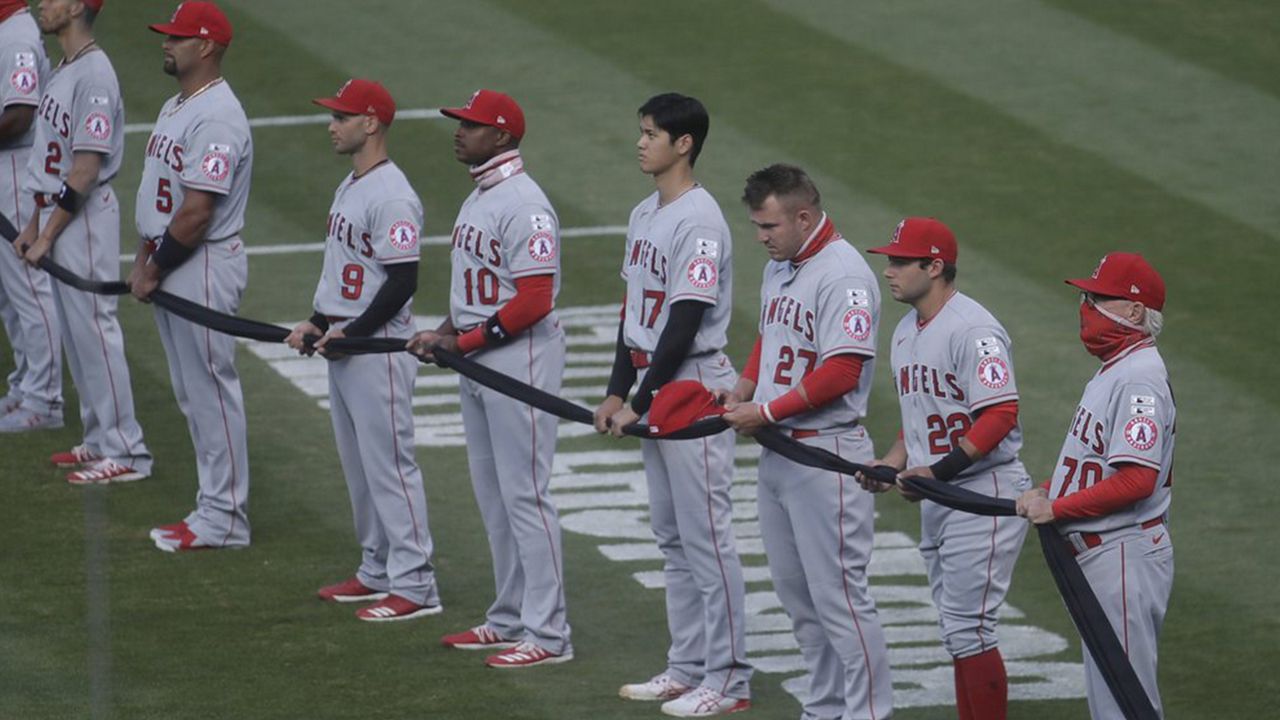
[10,67,36,96]
[1124,416,1158,451]
[842,308,872,341]
[388,221,419,252]
[687,256,717,289]
[84,112,111,141]
[200,150,230,182]
[527,231,556,263]
[977,356,1010,389]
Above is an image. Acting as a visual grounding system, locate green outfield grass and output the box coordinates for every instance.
[2,1,1277,718]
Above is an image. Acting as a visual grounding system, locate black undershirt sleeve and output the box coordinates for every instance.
[605,319,637,400]
[342,262,418,337]
[629,300,710,416]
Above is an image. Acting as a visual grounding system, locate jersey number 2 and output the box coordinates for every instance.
[926,413,972,454]
[44,142,62,176]
[341,264,364,300]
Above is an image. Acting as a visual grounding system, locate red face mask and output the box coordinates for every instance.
[1079,301,1144,360]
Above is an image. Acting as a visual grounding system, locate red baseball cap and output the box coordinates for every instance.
[149,2,232,46]
[313,79,396,126]
[1065,252,1166,311]
[83,0,105,11]
[866,217,958,265]
[646,380,727,438]
[440,89,525,140]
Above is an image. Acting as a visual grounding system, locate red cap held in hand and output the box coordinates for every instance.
[1065,252,1166,311]
[646,380,727,438]
[149,2,232,46]
[441,89,525,140]
[313,78,397,126]
[866,217,958,265]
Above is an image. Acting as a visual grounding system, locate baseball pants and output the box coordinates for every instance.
[458,317,570,654]
[1074,522,1173,719]
[639,352,752,699]
[919,465,1030,659]
[758,426,893,720]
[41,187,150,471]
[153,237,250,546]
[329,312,440,605]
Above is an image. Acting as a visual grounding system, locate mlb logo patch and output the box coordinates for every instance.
[696,238,719,257]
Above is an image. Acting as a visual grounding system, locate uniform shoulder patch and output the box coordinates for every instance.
[687,256,717,289]
[696,237,719,257]
[976,335,1004,356]
[846,287,869,307]
[10,66,36,95]
[1123,416,1158,451]
[200,146,231,182]
[84,111,111,141]
[842,307,872,341]
[977,356,1011,389]
[529,213,553,231]
[15,51,35,68]
[388,220,419,252]
[527,230,556,263]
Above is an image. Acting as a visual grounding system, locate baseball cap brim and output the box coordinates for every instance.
[865,244,931,258]
[148,22,196,37]
[313,97,363,116]
[1064,277,1122,298]
[440,106,490,125]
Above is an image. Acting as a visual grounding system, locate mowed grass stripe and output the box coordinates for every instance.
[768,0,1280,240]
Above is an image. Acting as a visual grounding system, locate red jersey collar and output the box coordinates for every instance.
[790,213,838,266]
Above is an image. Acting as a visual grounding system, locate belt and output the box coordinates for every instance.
[629,348,716,370]
[788,423,858,439]
[324,315,350,324]
[1068,516,1164,556]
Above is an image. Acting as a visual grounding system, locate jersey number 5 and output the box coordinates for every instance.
[341,263,364,300]
[773,346,818,385]
[155,179,174,214]
[926,412,972,454]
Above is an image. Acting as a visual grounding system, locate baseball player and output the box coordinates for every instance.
[129,2,252,552]
[593,93,752,717]
[285,78,442,621]
[1017,253,1174,719]
[858,218,1030,720]
[407,89,571,665]
[15,0,152,484]
[0,0,61,433]
[721,164,893,720]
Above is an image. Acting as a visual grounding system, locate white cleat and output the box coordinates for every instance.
[620,672,694,701]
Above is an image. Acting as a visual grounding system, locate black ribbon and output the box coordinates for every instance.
[11,224,1156,718]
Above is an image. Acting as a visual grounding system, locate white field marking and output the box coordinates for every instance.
[122,107,444,136]
[245,303,1086,708]
[117,225,626,262]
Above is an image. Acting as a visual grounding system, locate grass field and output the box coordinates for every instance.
[2,1,1277,718]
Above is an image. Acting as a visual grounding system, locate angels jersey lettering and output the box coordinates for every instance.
[314,161,423,318]
[889,292,1023,478]
[1049,341,1176,534]
[622,187,732,354]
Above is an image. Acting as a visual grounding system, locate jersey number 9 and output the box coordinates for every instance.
[341,263,364,300]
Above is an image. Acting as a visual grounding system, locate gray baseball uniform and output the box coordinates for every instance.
[135,79,251,545]
[311,160,439,605]
[888,292,1030,659]
[622,186,751,699]
[0,8,60,420]
[449,151,570,653]
[1048,338,1174,718]
[23,43,150,472]
[753,216,893,719]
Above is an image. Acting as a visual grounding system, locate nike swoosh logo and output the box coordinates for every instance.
[1153,533,1164,544]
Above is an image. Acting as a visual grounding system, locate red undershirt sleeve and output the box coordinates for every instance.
[1051,463,1159,520]
[964,401,1019,455]
[741,336,763,385]
[458,274,554,353]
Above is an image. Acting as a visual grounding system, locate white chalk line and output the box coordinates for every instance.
[123,108,445,135]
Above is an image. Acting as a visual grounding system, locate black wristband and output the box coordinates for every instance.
[929,447,974,483]
[151,229,196,271]
[483,314,512,345]
[309,312,330,333]
[56,182,87,214]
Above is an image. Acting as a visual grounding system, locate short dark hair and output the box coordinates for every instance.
[638,93,709,166]
[918,257,958,283]
[741,163,822,211]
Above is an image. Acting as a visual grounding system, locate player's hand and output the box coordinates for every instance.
[313,326,346,360]
[21,234,53,267]
[711,387,742,406]
[608,405,640,438]
[1019,492,1055,524]
[285,321,322,356]
[594,395,624,433]
[855,460,900,493]
[1016,487,1050,519]
[896,466,933,503]
[722,401,766,435]
[430,333,461,360]
[406,330,441,361]
[13,222,36,259]
[129,263,162,302]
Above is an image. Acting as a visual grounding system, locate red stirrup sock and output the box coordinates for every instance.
[957,648,1008,720]
[953,657,975,720]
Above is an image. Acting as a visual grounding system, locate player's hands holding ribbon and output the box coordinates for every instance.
[1016,487,1055,524]
[312,326,347,360]
[855,460,903,494]
[284,320,324,357]
[608,405,640,438]
[406,330,440,361]
[593,395,624,434]
[128,262,162,302]
[722,401,767,435]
